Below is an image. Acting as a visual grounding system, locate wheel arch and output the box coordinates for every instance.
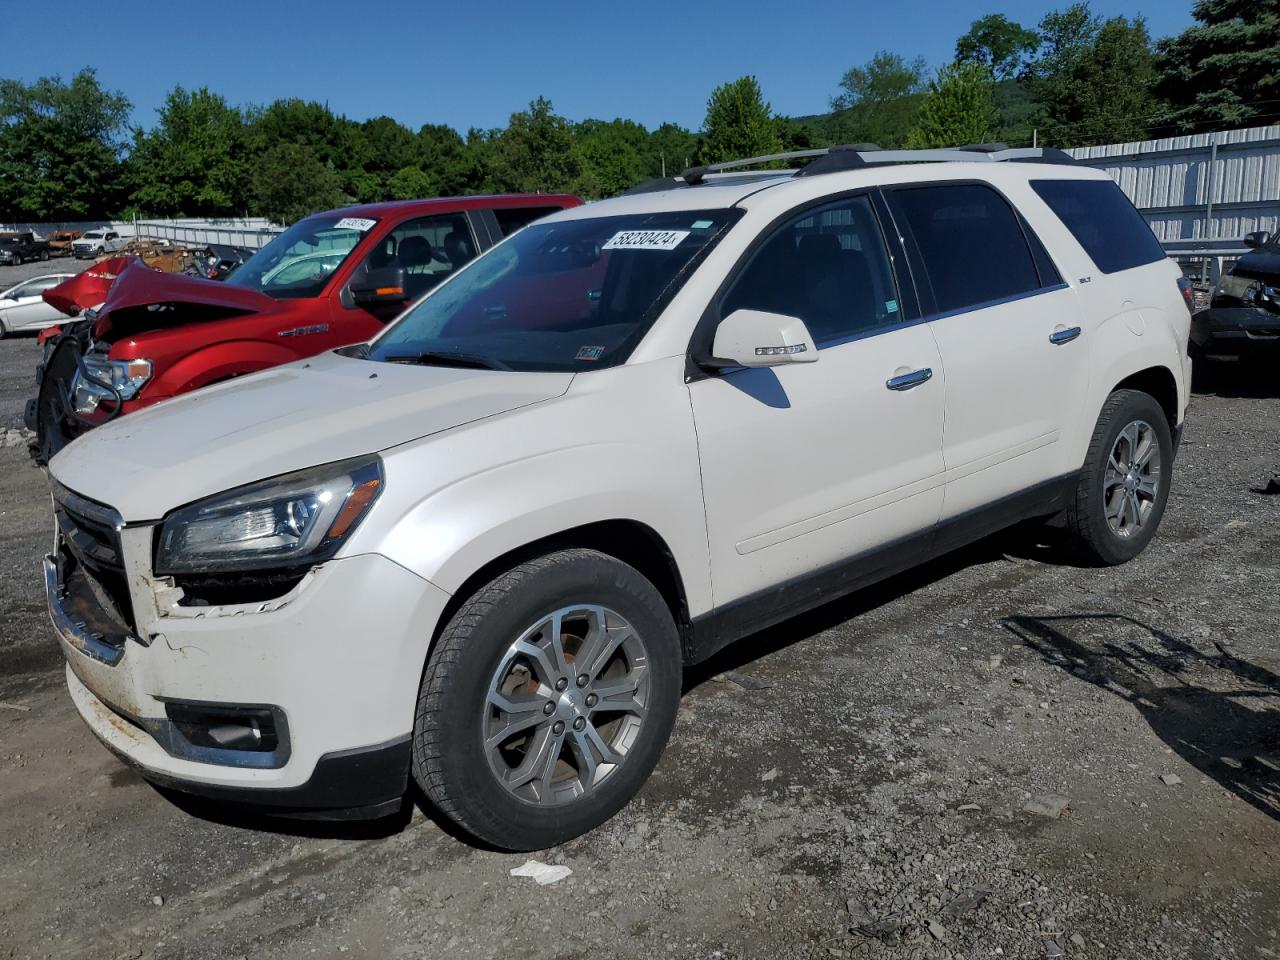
[428,519,692,653]
[149,339,300,396]
[1111,364,1179,433]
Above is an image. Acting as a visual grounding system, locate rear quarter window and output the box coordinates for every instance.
[1030,179,1166,274]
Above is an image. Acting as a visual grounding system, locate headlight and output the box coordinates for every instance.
[84,354,152,399]
[155,456,383,575]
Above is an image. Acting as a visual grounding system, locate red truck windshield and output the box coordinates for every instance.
[225,215,377,300]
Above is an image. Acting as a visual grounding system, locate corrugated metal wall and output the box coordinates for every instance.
[1068,125,1280,243]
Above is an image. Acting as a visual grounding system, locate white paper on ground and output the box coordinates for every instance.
[509,859,573,886]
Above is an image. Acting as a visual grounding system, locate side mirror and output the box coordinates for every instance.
[707,309,818,368]
[1244,230,1271,249]
[350,267,409,306]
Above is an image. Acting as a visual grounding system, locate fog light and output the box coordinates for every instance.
[165,703,280,753]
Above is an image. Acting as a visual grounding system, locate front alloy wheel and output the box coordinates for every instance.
[484,604,649,805]
[412,549,680,850]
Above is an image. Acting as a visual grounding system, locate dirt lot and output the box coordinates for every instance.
[0,296,1277,959]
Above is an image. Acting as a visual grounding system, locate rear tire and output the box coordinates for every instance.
[39,250,49,262]
[411,548,681,850]
[1063,389,1173,565]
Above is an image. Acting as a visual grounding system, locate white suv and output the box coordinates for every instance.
[44,146,1192,849]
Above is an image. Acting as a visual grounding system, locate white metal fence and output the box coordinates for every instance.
[0,217,282,250]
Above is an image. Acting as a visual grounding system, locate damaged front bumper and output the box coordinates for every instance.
[45,492,451,819]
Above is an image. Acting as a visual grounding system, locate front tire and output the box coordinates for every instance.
[411,548,681,850]
[1064,389,1173,565]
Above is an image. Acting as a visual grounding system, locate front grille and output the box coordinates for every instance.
[52,486,136,633]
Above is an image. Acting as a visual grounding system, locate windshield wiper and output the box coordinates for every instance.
[382,350,509,371]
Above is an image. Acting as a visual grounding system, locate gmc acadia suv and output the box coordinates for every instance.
[42,145,1191,850]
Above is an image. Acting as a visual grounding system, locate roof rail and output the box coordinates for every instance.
[625,144,1074,195]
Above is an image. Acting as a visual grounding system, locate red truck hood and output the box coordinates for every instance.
[42,257,133,316]
[43,258,279,332]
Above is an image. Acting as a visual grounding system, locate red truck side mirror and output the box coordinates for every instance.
[351,267,410,306]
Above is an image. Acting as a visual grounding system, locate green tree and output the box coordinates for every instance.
[0,68,130,220]
[906,62,999,148]
[249,142,345,224]
[128,86,247,215]
[826,52,928,148]
[571,118,651,198]
[698,76,781,164]
[416,123,483,195]
[487,97,580,193]
[647,122,696,177]
[956,14,1040,80]
[1156,0,1280,133]
[1051,16,1160,145]
[1027,3,1103,93]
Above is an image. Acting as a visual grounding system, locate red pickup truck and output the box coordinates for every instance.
[27,194,580,461]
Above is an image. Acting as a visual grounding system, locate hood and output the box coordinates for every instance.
[49,350,575,522]
[43,256,132,315]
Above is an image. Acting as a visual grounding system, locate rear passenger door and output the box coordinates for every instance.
[884,182,1089,520]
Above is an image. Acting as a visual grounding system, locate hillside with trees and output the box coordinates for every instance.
[0,1,1271,224]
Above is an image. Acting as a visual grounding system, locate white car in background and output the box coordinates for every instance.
[72,230,125,259]
[44,145,1192,850]
[0,273,77,336]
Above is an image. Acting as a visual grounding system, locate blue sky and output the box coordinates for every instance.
[5,0,1193,132]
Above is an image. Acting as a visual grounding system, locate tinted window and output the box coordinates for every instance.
[888,184,1041,315]
[1031,179,1165,274]
[495,206,564,237]
[723,195,901,345]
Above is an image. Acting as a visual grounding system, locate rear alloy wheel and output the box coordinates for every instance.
[412,549,680,850]
[1064,389,1173,565]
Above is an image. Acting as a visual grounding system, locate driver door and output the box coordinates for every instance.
[689,194,946,610]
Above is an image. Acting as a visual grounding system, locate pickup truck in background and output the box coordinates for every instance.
[71,229,125,259]
[28,193,580,461]
[0,231,52,266]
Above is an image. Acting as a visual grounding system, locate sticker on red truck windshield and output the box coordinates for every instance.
[602,229,689,251]
[333,217,377,232]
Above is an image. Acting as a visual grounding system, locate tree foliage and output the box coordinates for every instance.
[956,15,1040,80]
[5,11,1278,226]
[826,52,928,148]
[487,97,581,194]
[906,62,999,149]
[128,86,247,215]
[1155,0,1280,133]
[249,142,345,226]
[0,68,130,220]
[699,76,781,164]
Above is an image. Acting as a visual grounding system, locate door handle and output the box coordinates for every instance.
[885,367,933,391]
[1049,326,1082,345]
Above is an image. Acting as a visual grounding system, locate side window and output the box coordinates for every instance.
[353,214,477,301]
[722,195,901,345]
[887,184,1041,315]
[494,206,564,237]
[1031,178,1166,274]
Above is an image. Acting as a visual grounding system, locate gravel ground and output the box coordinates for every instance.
[0,293,1277,959]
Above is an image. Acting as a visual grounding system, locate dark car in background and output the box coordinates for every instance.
[0,231,51,266]
[1193,229,1280,362]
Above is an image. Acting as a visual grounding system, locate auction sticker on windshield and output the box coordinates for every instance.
[334,217,377,232]
[603,230,689,251]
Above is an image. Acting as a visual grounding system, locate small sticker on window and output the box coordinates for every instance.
[886,299,899,314]
[602,229,689,251]
[334,217,377,232]
[575,345,605,361]
[691,220,713,229]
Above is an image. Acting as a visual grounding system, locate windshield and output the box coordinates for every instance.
[225,215,374,300]
[83,232,102,240]
[368,210,738,372]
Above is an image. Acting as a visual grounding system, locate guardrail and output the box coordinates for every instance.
[133,220,281,250]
